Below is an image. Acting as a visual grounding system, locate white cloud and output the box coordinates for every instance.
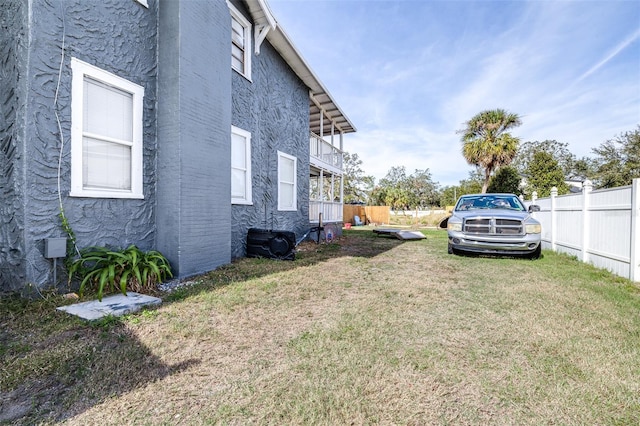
[344,127,473,187]
[270,0,640,187]
[575,28,640,84]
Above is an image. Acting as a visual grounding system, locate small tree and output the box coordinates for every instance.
[513,140,576,178]
[591,126,640,189]
[371,166,440,209]
[406,169,440,208]
[571,156,598,181]
[487,166,522,194]
[384,187,411,211]
[343,152,375,203]
[525,151,570,197]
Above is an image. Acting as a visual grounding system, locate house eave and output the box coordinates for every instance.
[244,0,276,54]
[242,0,357,135]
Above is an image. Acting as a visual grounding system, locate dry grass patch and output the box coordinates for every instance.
[2,229,639,425]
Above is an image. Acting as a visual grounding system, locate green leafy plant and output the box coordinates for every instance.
[59,211,79,260]
[67,245,172,301]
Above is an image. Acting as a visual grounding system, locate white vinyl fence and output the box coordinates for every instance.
[525,178,639,282]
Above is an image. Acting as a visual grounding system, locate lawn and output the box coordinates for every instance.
[1,229,639,425]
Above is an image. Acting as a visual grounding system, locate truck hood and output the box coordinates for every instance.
[453,209,533,221]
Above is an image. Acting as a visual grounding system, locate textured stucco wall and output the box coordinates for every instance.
[1,0,158,291]
[2,0,313,290]
[230,19,311,258]
[0,0,28,291]
[156,0,232,277]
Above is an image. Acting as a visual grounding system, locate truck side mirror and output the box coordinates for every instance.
[528,205,540,212]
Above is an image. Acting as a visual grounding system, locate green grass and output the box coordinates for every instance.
[1,229,639,425]
[389,211,450,227]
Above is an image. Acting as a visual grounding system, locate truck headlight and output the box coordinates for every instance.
[448,222,462,232]
[525,224,541,234]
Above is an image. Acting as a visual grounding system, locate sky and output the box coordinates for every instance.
[267,0,640,187]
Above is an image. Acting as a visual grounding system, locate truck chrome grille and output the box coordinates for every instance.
[463,218,523,235]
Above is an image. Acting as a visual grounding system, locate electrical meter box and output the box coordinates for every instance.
[45,238,67,258]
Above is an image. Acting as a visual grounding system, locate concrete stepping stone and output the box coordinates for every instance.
[57,292,161,321]
[373,228,426,240]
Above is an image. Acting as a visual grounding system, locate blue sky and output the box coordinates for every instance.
[268,0,640,187]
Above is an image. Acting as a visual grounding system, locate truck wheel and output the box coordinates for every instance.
[529,245,542,260]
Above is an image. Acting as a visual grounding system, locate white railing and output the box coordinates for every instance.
[310,132,342,171]
[525,178,639,282]
[309,200,343,223]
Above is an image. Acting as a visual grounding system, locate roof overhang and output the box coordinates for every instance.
[242,0,356,135]
[243,0,276,54]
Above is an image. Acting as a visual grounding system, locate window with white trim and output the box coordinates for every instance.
[278,151,297,211]
[70,58,144,199]
[228,1,251,80]
[231,126,252,205]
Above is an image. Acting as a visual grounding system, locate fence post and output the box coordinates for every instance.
[550,187,557,251]
[630,178,640,282]
[582,180,593,263]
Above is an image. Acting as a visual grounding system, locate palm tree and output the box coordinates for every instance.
[460,109,522,193]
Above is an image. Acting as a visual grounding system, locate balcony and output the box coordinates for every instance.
[310,132,342,175]
[309,200,343,224]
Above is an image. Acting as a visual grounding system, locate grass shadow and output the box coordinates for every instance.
[0,230,414,423]
[0,296,199,424]
[160,228,408,303]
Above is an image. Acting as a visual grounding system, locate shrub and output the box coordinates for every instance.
[67,245,172,301]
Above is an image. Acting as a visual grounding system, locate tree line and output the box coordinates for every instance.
[343,110,639,209]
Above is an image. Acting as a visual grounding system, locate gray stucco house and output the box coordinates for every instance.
[0,0,356,293]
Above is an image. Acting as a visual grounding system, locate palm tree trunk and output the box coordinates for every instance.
[482,168,492,193]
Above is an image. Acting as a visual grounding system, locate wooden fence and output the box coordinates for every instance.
[525,178,639,282]
[343,205,390,226]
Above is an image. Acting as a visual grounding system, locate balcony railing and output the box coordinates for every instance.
[309,201,343,223]
[310,132,342,171]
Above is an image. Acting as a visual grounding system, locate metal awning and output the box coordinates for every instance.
[243,0,357,136]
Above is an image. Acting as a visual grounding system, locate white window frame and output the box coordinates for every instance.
[70,57,144,199]
[228,0,252,81]
[231,126,252,205]
[277,151,297,211]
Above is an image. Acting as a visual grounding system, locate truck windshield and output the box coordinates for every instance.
[455,195,525,211]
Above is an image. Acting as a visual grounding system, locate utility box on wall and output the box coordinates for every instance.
[44,238,67,259]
